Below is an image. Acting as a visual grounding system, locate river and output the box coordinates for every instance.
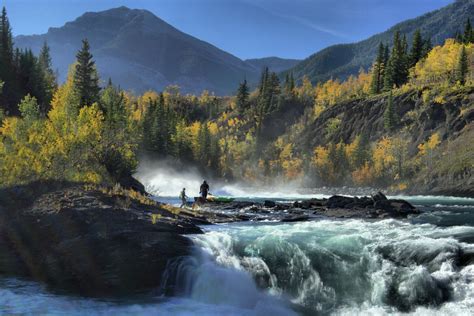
[1,194,474,315]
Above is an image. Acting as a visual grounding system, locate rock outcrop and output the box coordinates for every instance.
[199,192,419,222]
[0,181,202,297]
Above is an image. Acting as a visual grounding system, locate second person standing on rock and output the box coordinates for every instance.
[200,180,209,199]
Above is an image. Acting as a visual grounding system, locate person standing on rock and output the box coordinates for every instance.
[179,188,188,208]
[200,180,210,200]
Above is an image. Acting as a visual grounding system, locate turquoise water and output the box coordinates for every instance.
[1,194,474,315]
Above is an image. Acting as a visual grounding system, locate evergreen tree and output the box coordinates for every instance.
[258,67,269,95]
[0,7,19,115]
[38,41,57,114]
[197,123,211,167]
[410,30,424,67]
[384,31,409,90]
[74,39,100,108]
[284,72,295,96]
[142,98,156,152]
[236,79,249,115]
[463,18,474,44]
[370,43,385,94]
[100,79,126,127]
[422,38,432,59]
[455,45,469,85]
[209,135,220,172]
[353,133,371,168]
[401,34,408,57]
[383,44,390,67]
[384,91,398,131]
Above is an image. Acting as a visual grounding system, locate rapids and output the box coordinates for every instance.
[1,194,474,315]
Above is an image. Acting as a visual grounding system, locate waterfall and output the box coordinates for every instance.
[161,220,474,315]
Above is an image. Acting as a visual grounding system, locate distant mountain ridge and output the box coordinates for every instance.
[14,7,258,95]
[15,2,473,94]
[285,0,474,84]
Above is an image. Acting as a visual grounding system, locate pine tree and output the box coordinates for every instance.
[422,38,432,59]
[256,68,279,132]
[284,72,295,96]
[236,79,249,115]
[463,18,473,44]
[353,133,371,168]
[100,79,126,127]
[143,98,156,152]
[384,31,409,90]
[370,42,385,94]
[401,34,408,57]
[258,67,269,95]
[38,41,57,113]
[209,135,220,172]
[0,7,19,115]
[455,46,469,85]
[410,30,424,67]
[384,91,398,131]
[383,44,390,67]
[74,39,100,108]
[197,123,211,167]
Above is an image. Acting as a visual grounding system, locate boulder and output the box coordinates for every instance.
[389,199,417,214]
[264,200,276,208]
[372,191,388,203]
[294,198,326,209]
[326,195,354,209]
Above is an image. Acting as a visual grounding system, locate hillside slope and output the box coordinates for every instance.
[294,88,474,196]
[15,6,259,95]
[285,0,474,84]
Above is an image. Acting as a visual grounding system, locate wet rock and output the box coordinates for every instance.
[281,214,310,222]
[199,192,419,222]
[264,200,276,208]
[372,191,388,203]
[326,195,354,208]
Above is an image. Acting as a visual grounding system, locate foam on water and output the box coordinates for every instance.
[187,219,474,315]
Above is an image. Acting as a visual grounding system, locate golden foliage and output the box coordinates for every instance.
[411,39,473,86]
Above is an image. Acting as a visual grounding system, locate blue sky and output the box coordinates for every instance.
[4,0,453,59]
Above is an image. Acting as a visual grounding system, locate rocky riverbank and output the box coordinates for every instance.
[0,181,210,297]
[0,182,419,297]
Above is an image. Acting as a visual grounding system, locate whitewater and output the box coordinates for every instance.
[1,178,474,315]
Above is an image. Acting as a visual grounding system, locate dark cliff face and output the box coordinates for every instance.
[0,182,202,297]
[297,88,474,196]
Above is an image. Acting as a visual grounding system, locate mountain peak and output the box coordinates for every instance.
[14,6,259,95]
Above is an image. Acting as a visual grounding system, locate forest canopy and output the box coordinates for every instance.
[0,6,473,193]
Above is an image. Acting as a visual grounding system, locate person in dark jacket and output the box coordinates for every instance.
[200,180,209,199]
[179,188,188,208]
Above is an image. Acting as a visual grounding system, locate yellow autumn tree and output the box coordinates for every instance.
[352,162,374,186]
[279,143,303,180]
[417,132,441,172]
[411,39,473,86]
[372,137,395,180]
